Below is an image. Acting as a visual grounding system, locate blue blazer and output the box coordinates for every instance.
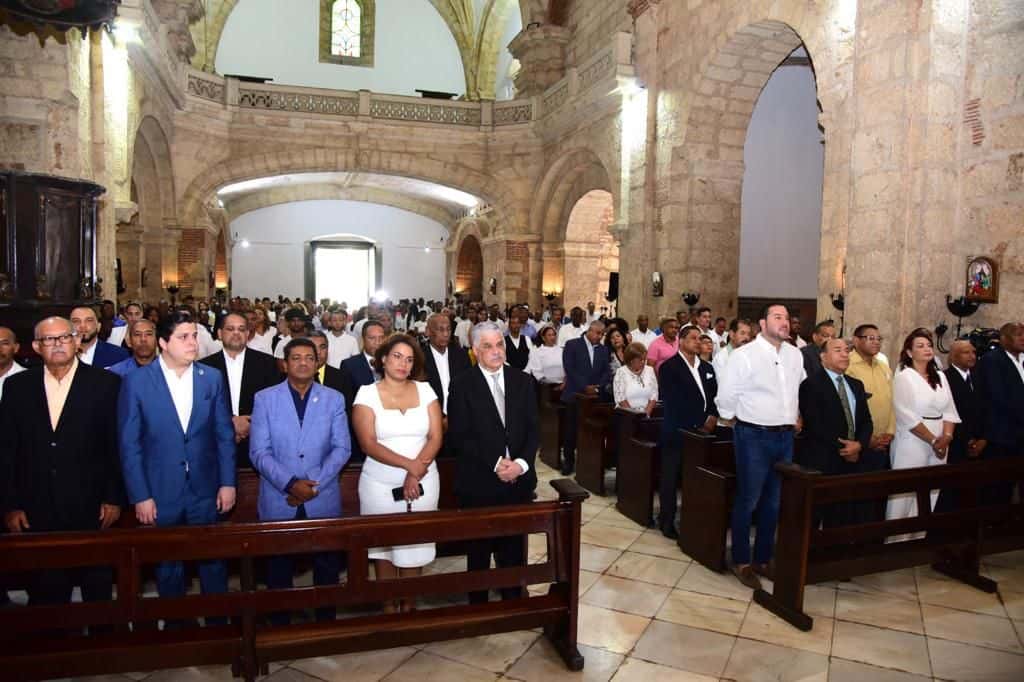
[249,381,351,521]
[92,341,130,369]
[976,350,1024,446]
[118,360,236,506]
[561,337,611,403]
[658,354,719,442]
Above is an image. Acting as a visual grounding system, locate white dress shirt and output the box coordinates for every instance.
[197,324,222,358]
[108,325,127,348]
[160,356,194,432]
[707,328,726,352]
[478,365,530,475]
[327,331,359,368]
[631,328,658,349]
[430,344,452,413]
[557,323,585,348]
[247,329,274,354]
[78,340,97,365]
[454,318,473,348]
[1007,351,1024,384]
[273,334,292,359]
[527,345,565,383]
[715,334,805,426]
[223,349,245,416]
[681,351,707,409]
[712,344,736,378]
[0,361,26,401]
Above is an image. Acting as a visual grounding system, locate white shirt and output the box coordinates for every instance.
[247,329,274,354]
[712,344,737,378]
[707,328,726,352]
[0,361,26,401]
[1007,351,1024,384]
[159,356,194,433]
[394,313,408,332]
[527,345,565,383]
[587,311,600,323]
[557,323,585,348]
[478,365,530,475]
[716,334,805,426]
[223,349,245,416]
[631,328,658,349]
[795,336,808,349]
[197,324,222,358]
[273,334,292,359]
[951,365,971,383]
[430,344,452,413]
[454,319,473,348]
[327,331,359,368]
[681,351,707,409]
[612,364,658,409]
[108,325,127,348]
[79,340,98,366]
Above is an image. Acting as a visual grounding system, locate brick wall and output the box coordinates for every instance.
[177,228,206,295]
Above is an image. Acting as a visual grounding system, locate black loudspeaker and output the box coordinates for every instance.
[607,272,619,302]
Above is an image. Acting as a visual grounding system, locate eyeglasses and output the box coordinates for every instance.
[856,335,884,343]
[36,333,77,346]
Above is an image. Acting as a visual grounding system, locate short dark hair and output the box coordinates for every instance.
[813,320,836,335]
[853,324,878,338]
[758,302,788,321]
[283,337,317,361]
[373,333,425,380]
[158,309,195,343]
[680,325,701,340]
[715,316,726,324]
[362,320,385,339]
[222,312,248,329]
[696,307,711,316]
[124,302,143,314]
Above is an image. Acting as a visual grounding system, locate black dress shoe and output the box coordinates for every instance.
[660,525,679,540]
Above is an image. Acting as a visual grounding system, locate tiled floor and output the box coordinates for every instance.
[56,460,1024,681]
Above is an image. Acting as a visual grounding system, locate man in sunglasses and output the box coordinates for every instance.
[0,317,123,614]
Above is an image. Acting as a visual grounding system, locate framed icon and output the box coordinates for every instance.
[965,256,998,303]
[651,271,664,297]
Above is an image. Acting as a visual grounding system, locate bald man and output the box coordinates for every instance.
[0,326,25,401]
[975,323,1024,505]
[935,340,988,513]
[70,306,129,369]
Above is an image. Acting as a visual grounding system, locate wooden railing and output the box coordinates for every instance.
[0,480,590,681]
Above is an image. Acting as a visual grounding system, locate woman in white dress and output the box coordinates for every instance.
[527,325,565,384]
[613,342,659,416]
[886,329,960,542]
[352,333,443,611]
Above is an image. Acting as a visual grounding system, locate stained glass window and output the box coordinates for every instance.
[331,0,362,58]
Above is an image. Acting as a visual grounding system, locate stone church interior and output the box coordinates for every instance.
[1,0,1023,680]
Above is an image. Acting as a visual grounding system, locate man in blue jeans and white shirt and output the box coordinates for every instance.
[715,303,805,589]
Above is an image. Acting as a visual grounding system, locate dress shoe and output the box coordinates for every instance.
[660,524,679,540]
[731,564,762,590]
[752,562,773,580]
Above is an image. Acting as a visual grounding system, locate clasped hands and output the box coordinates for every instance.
[930,433,953,459]
[286,479,318,507]
[837,438,862,463]
[400,456,431,502]
[497,457,524,483]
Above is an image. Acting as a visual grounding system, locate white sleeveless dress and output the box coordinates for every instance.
[354,381,439,568]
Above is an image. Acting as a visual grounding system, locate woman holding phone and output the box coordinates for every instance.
[352,333,443,612]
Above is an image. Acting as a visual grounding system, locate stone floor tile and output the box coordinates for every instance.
[836,569,919,601]
[424,631,540,673]
[288,647,417,681]
[985,550,1024,569]
[580,544,624,573]
[803,584,837,618]
[675,562,754,602]
[1001,591,1024,620]
[503,640,623,682]
[928,638,1024,681]
[983,565,1024,593]
[577,604,651,654]
[380,650,498,681]
[627,531,691,560]
[921,604,1023,653]
[830,620,931,676]
[915,572,1007,617]
[655,588,748,636]
[607,657,717,681]
[630,619,735,677]
[592,506,649,531]
[826,658,931,682]
[835,589,925,634]
[579,569,602,595]
[141,667,236,682]
[606,551,689,587]
[581,575,672,617]
[261,669,323,682]
[722,638,828,682]
[581,522,644,551]
[739,602,834,655]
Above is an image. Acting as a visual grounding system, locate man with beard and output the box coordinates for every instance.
[71,305,129,369]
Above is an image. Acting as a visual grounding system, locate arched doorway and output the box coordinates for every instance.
[455,234,484,302]
[563,189,617,315]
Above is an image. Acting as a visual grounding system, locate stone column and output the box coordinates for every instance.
[508,25,571,97]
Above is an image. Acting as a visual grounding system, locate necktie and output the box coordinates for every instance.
[490,373,506,425]
[966,372,974,392]
[835,375,855,440]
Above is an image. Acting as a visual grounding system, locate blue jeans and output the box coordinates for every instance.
[730,424,794,566]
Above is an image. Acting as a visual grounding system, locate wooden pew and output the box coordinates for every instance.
[0,480,591,682]
[754,458,1024,631]
[537,383,564,470]
[614,407,663,527]
[575,393,615,496]
[677,427,735,571]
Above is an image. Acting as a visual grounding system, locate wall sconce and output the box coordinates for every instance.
[830,264,847,337]
[165,281,180,306]
[935,295,980,353]
[681,291,700,307]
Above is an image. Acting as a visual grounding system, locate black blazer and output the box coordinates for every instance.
[801,344,822,376]
[0,363,124,531]
[944,366,986,462]
[658,354,718,442]
[975,349,1024,446]
[448,365,539,507]
[797,369,874,474]
[336,354,377,462]
[423,343,471,409]
[505,334,531,370]
[200,348,282,468]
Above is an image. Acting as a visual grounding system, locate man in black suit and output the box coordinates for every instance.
[200,313,281,469]
[935,339,987,513]
[657,326,718,538]
[800,320,836,375]
[334,321,386,463]
[797,338,874,528]
[423,313,471,458]
[560,321,612,475]
[448,321,539,604]
[1,316,124,608]
[975,322,1024,505]
[504,308,532,371]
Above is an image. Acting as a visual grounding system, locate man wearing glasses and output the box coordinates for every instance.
[0,317,124,612]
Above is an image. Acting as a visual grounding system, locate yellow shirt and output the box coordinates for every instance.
[846,350,896,436]
[43,358,79,431]
[318,365,325,384]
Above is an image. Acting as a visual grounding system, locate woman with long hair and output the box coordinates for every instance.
[886,328,960,541]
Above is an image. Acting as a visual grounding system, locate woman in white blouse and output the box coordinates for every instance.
[613,342,659,416]
[527,325,565,384]
[886,328,960,542]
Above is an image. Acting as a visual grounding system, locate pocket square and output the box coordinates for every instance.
[706,372,713,379]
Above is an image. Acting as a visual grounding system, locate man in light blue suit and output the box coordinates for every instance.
[118,310,236,626]
[250,337,351,624]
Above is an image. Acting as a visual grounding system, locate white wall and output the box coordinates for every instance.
[217,0,465,96]
[230,200,448,301]
[738,63,823,299]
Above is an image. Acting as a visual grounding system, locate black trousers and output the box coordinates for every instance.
[264,552,340,625]
[28,566,113,607]
[983,441,1022,506]
[562,401,579,470]
[658,435,683,529]
[466,534,526,604]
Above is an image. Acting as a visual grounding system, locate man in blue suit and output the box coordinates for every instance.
[976,322,1024,505]
[118,310,236,625]
[71,306,129,369]
[657,326,719,538]
[250,337,351,624]
[560,320,611,475]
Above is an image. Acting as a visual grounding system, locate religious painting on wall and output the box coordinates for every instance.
[651,271,664,297]
[965,256,999,304]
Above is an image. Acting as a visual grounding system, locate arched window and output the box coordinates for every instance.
[319,0,375,67]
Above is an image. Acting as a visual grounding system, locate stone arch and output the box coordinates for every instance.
[455,234,484,302]
[563,189,617,313]
[190,0,241,72]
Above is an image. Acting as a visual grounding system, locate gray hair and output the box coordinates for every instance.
[471,321,504,347]
[34,316,73,338]
[588,319,606,332]
[308,330,328,343]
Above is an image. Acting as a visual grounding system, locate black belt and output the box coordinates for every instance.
[735,419,794,432]
[922,415,943,420]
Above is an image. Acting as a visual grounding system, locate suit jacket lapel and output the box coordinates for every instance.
[34,369,55,435]
[150,362,186,437]
[185,365,204,437]
[52,365,87,435]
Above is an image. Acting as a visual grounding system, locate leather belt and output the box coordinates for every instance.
[735,419,794,432]
[922,415,943,420]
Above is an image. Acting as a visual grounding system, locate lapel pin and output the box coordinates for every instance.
[313,396,319,403]
[198,368,204,376]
